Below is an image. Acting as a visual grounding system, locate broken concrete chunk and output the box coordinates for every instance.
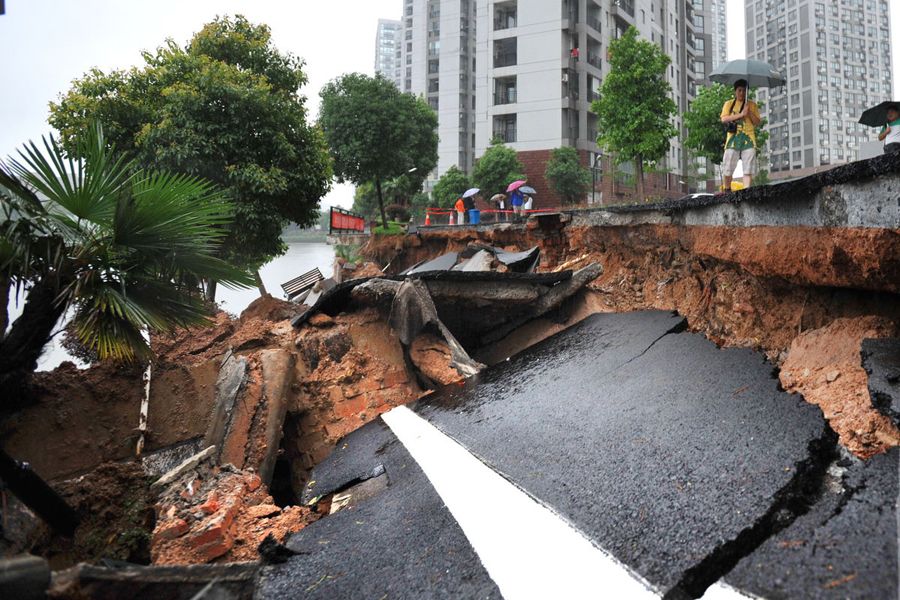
[256,349,295,486]
[203,354,249,461]
[151,446,217,490]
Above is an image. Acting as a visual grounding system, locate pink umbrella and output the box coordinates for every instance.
[506,180,527,193]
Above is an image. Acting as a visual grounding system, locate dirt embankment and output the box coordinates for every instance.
[365,223,900,458]
[2,292,438,566]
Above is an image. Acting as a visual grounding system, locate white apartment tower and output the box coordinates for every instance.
[709,0,727,67]
[398,1,719,200]
[400,0,478,181]
[747,0,893,174]
[375,19,403,88]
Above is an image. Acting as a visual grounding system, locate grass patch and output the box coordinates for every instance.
[372,221,406,235]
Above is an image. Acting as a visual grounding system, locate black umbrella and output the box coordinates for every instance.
[858,101,900,127]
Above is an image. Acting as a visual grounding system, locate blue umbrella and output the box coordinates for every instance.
[462,187,480,198]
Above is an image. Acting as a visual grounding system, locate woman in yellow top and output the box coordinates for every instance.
[720,79,762,191]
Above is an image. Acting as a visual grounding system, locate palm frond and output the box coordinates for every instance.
[6,124,133,227]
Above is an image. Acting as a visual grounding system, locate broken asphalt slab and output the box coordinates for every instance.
[412,311,836,596]
[256,420,501,600]
[724,448,899,599]
[862,337,900,428]
[300,420,395,505]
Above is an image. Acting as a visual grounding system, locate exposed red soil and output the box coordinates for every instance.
[779,316,900,458]
[285,307,422,486]
[410,334,464,385]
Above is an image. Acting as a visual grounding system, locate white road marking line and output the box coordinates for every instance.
[383,406,762,600]
[701,582,762,600]
[382,405,659,599]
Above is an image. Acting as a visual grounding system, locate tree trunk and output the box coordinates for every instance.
[375,176,389,230]
[254,270,268,296]
[0,276,9,341]
[206,279,218,303]
[0,281,67,408]
[635,155,645,202]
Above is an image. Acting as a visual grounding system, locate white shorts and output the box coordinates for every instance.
[722,148,758,176]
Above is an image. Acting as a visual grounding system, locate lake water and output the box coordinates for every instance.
[5,242,336,371]
[216,242,336,316]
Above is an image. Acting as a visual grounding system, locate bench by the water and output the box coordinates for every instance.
[281,267,324,301]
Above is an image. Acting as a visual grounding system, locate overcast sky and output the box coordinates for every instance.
[1,0,898,209]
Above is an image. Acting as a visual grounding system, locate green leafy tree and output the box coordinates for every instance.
[352,182,379,221]
[319,73,438,229]
[48,15,332,296]
[591,26,677,201]
[432,166,471,209]
[683,83,732,166]
[0,124,253,403]
[683,83,770,185]
[472,141,525,197]
[544,147,591,205]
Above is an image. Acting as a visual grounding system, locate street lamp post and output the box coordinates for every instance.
[591,152,603,205]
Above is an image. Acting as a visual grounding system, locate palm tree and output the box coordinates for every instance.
[0,124,253,405]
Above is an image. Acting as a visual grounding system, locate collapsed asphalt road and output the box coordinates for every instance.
[258,311,898,599]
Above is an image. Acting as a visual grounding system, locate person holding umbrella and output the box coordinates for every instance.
[720,79,762,191]
[861,102,900,153]
[709,59,785,191]
[507,180,527,219]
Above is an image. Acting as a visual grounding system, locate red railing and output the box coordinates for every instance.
[330,207,366,234]
[424,206,559,225]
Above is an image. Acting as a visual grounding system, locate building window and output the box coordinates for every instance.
[493,113,517,143]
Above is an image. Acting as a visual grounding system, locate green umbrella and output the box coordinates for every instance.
[709,59,785,88]
[858,101,900,127]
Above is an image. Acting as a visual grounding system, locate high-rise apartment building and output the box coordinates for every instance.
[747,0,892,175]
[400,0,478,180]
[709,0,727,67]
[375,19,403,88]
[399,1,718,201]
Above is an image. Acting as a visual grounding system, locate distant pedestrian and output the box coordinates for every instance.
[509,188,524,218]
[720,79,761,191]
[462,194,476,213]
[496,194,507,222]
[454,197,466,225]
[523,195,533,211]
[877,104,900,153]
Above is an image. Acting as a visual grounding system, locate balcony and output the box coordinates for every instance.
[587,52,602,70]
[612,0,634,16]
[493,127,516,143]
[493,37,518,69]
[494,52,517,68]
[495,89,517,104]
[494,2,517,31]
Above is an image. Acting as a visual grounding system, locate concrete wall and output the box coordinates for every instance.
[573,158,900,230]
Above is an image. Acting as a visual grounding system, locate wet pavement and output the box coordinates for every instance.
[260,311,898,599]
[257,421,501,600]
